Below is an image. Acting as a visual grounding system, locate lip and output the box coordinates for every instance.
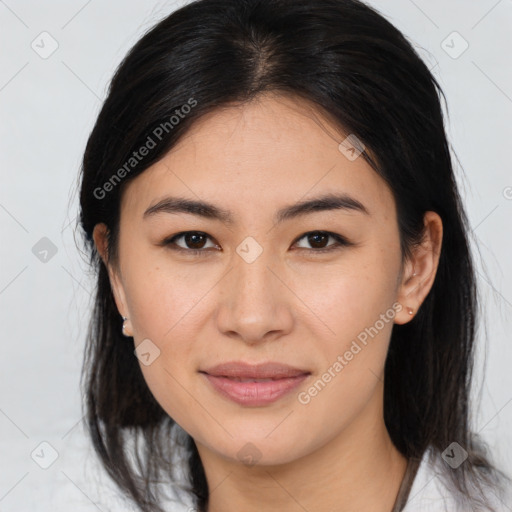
[201,361,310,379]
[200,361,310,406]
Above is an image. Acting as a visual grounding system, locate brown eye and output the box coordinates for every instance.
[306,232,330,249]
[161,230,351,256]
[294,231,351,252]
[163,231,219,254]
[182,232,208,249]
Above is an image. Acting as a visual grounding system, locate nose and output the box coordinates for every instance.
[215,248,294,345]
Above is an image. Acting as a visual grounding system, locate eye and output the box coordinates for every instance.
[160,230,352,256]
[162,231,220,255]
[292,231,352,253]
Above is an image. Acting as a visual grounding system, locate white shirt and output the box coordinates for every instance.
[402,446,512,512]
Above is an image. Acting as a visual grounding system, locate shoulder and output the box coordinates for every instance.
[403,445,512,512]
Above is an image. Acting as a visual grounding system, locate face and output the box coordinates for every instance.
[94,93,441,468]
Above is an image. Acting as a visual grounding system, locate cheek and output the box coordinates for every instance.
[298,243,401,395]
[297,249,400,346]
[121,262,219,424]
[293,269,398,440]
[308,273,396,385]
[124,260,215,342]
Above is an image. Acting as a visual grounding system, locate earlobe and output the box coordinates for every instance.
[394,265,419,325]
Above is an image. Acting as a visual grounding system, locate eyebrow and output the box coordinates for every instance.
[143,192,370,224]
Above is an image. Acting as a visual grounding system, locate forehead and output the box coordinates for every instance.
[120,93,395,223]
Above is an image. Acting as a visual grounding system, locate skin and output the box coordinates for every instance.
[93,92,443,512]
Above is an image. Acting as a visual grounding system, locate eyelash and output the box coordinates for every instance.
[160,230,353,257]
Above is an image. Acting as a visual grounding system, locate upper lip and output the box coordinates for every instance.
[200,361,310,379]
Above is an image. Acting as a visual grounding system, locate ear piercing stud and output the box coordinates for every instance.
[122,316,131,336]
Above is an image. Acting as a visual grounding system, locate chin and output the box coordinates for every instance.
[194,425,313,468]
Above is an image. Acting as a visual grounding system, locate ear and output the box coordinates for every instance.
[92,223,132,335]
[394,211,443,325]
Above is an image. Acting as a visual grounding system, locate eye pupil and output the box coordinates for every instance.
[186,233,206,249]
[308,232,329,248]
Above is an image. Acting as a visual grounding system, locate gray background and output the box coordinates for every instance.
[1,0,511,510]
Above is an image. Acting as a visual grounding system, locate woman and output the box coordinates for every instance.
[77,0,512,510]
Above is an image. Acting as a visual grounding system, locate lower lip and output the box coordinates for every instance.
[201,373,309,406]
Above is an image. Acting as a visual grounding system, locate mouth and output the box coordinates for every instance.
[199,361,311,406]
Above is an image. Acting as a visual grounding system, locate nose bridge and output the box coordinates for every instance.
[216,241,293,342]
[237,252,274,303]
[234,234,277,301]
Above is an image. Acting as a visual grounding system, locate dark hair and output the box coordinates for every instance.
[77,0,510,511]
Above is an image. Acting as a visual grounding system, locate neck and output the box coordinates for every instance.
[195,382,408,512]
